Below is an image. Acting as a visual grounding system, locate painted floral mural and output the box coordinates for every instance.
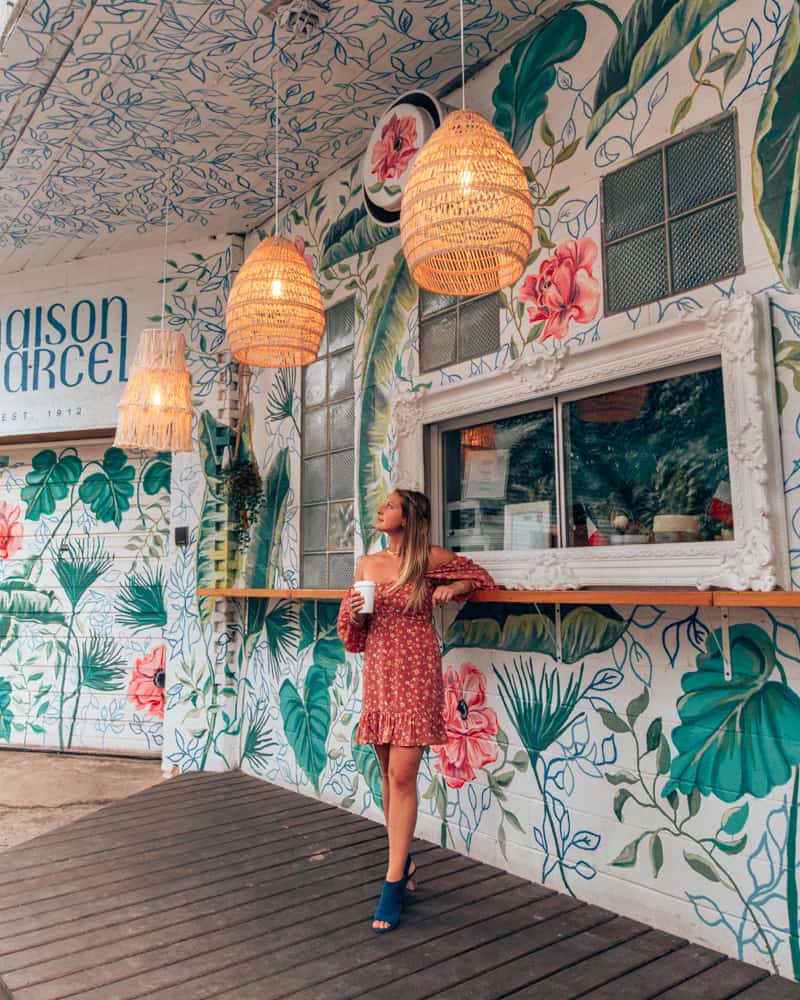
[519,237,601,342]
[370,113,420,183]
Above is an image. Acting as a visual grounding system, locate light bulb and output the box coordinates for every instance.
[151,387,162,407]
[271,278,283,299]
[459,168,473,195]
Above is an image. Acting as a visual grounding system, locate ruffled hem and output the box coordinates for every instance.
[356,709,446,747]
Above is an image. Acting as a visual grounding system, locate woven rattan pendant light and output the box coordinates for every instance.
[115,179,193,453]
[226,23,324,367]
[400,0,533,295]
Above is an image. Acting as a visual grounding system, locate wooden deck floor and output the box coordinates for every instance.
[0,770,798,1000]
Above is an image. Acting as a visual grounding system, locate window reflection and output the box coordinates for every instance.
[564,368,733,547]
[442,409,556,552]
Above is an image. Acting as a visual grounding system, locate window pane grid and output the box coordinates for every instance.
[601,114,742,314]
[301,297,356,587]
[419,293,500,373]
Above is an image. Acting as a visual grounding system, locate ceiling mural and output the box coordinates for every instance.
[0,0,556,272]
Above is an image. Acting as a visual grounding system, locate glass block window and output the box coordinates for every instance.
[301,297,355,588]
[602,114,742,314]
[419,289,500,372]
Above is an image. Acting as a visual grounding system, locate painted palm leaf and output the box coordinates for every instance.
[587,0,736,146]
[752,0,800,290]
[0,581,64,656]
[358,251,417,552]
[245,447,290,589]
[665,624,800,802]
[320,207,398,270]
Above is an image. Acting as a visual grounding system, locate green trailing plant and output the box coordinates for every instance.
[114,567,167,632]
[221,457,265,548]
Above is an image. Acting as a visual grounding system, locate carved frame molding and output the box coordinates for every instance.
[391,293,789,591]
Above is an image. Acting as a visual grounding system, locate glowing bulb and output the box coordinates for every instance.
[459,168,473,194]
[271,278,283,299]
[151,387,162,407]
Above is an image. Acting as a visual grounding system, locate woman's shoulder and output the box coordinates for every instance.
[427,545,457,570]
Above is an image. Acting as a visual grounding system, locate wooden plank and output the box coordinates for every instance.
[506,928,686,999]
[24,860,500,1000]
[0,845,453,985]
[0,807,370,909]
[205,881,554,1000]
[197,587,715,606]
[0,823,390,946]
[425,915,645,999]
[657,958,770,998]
[0,798,344,890]
[0,788,338,900]
[579,943,726,998]
[294,893,588,1000]
[732,976,800,998]
[712,591,800,607]
[4,853,473,997]
[0,828,406,958]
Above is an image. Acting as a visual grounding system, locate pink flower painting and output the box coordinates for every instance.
[433,663,499,788]
[371,113,419,183]
[519,237,601,342]
[0,501,23,560]
[292,234,314,271]
[128,644,167,719]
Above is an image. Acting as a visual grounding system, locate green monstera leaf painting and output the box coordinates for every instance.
[587,0,737,146]
[492,8,587,157]
[0,581,65,656]
[279,666,332,794]
[21,449,82,521]
[78,448,136,528]
[665,624,800,802]
[351,724,384,810]
[443,602,628,663]
[752,0,800,291]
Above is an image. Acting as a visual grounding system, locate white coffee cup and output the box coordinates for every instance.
[354,580,376,614]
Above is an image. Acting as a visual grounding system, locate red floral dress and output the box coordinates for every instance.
[337,556,495,747]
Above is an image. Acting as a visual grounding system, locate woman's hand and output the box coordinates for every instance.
[349,590,366,624]
[432,583,470,606]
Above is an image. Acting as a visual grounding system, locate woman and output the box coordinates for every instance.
[337,489,495,933]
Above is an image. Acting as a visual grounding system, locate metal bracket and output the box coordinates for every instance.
[555,603,563,667]
[720,607,732,682]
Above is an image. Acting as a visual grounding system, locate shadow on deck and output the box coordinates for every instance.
[0,770,798,1000]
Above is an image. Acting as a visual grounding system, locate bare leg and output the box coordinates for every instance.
[373,744,423,931]
[374,743,391,827]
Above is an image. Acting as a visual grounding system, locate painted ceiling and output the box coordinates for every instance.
[0,0,556,274]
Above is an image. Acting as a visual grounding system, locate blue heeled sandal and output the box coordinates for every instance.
[372,876,406,933]
[371,855,416,933]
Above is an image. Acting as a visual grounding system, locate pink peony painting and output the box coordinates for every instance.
[371,113,419,183]
[519,237,601,342]
[128,644,167,719]
[432,663,499,788]
[0,501,23,560]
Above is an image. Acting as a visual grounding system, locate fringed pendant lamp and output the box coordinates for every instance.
[400,0,533,295]
[115,177,193,452]
[226,22,324,367]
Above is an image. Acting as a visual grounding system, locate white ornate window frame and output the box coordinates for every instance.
[391,293,789,591]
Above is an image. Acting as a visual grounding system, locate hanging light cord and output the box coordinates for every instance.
[160,172,171,327]
[459,0,465,110]
[274,18,280,237]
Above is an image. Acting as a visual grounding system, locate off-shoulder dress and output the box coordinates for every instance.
[336,555,495,747]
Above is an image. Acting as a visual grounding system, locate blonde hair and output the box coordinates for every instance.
[387,489,431,611]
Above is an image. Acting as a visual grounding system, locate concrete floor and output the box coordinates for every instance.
[0,750,163,850]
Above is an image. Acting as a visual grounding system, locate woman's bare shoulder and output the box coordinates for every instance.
[428,545,456,569]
